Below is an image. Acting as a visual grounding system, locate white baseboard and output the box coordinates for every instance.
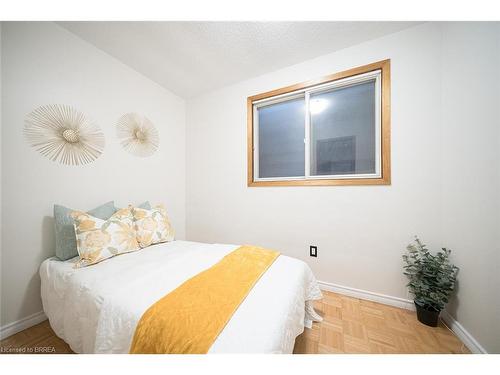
[318,280,416,311]
[0,311,47,340]
[318,280,487,354]
[441,311,487,354]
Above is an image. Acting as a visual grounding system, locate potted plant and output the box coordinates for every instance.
[402,237,459,327]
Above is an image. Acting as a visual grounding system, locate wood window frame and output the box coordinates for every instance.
[247,59,391,187]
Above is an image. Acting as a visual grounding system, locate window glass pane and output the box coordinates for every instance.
[310,80,376,176]
[257,97,305,178]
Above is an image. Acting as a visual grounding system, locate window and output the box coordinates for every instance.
[247,60,390,186]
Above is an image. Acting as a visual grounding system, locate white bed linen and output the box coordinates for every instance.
[40,240,322,353]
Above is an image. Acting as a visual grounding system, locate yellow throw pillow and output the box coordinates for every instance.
[132,205,175,248]
[72,207,140,267]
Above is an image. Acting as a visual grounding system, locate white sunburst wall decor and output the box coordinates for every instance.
[116,113,159,157]
[24,104,105,166]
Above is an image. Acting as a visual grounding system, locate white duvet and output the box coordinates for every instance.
[40,240,322,354]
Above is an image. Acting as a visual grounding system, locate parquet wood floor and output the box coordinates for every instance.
[0,290,469,354]
[293,291,469,354]
[0,320,72,354]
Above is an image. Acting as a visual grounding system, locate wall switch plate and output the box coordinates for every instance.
[310,245,317,257]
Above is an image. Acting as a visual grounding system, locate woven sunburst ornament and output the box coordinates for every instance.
[116,113,159,157]
[24,104,105,166]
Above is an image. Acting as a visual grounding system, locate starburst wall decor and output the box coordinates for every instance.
[116,113,159,157]
[24,104,105,166]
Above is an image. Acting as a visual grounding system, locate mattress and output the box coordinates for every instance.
[40,240,322,353]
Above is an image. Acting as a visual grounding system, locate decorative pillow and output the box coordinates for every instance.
[132,205,175,248]
[137,201,151,210]
[54,201,116,261]
[72,207,140,267]
[118,201,151,210]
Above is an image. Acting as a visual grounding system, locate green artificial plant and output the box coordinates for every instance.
[403,237,459,311]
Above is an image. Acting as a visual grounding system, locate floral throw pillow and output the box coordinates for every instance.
[72,207,140,267]
[132,205,175,248]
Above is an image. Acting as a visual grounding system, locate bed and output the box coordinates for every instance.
[40,240,322,353]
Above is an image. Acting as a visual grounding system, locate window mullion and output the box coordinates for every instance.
[304,92,311,179]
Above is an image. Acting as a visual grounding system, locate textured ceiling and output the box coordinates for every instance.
[58,22,420,98]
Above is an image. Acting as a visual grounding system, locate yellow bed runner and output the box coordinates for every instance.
[129,245,280,354]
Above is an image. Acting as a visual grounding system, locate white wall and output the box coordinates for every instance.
[186,22,443,298]
[2,21,498,353]
[0,23,3,329]
[440,23,500,353]
[186,22,500,352]
[1,22,186,327]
